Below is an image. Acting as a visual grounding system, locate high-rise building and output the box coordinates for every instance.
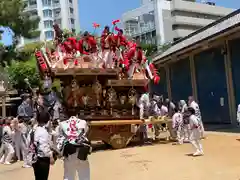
[122,0,234,45]
[19,0,80,46]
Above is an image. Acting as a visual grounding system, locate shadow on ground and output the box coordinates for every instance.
[204,124,240,133]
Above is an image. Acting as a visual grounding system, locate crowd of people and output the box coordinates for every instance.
[0,93,91,180]
[139,93,205,156]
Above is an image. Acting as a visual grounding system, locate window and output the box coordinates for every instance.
[69,8,74,14]
[45,31,54,39]
[53,0,59,3]
[42,0,51,6]
[69,0,72,3]
[44,20,53,28]
[29,0,37,5]
[43,10,52,17]
[54,19,62,27]
[54,8,61,17]
[72,29,76,33]
[70,18,75,24]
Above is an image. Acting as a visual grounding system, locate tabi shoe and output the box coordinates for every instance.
[4,162,11,165]
[22,164,31,168]
[193,151,203,156]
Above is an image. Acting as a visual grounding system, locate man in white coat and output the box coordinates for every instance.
[57,116,90,180]
[188,96,205,138]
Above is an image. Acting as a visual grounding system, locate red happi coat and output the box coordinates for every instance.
[114,26,128,48]
[101,30,113,51]
[127,47,144,64]
[67,37,78,51]
[78,36,97,55]
[62,41,73,54]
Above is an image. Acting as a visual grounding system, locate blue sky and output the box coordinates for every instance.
[1,0,239,45]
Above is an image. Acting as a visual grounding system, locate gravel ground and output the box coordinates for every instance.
[1,132,240,180]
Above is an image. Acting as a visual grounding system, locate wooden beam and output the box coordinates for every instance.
[190,54,198,102]
[224,40,236,124]
[165,65,172,100]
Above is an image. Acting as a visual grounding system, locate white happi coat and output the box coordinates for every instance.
[57,116,90,180]
[138,93,150,120]
[57,116,89,150]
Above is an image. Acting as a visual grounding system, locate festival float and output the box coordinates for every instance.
[35,20,170,149]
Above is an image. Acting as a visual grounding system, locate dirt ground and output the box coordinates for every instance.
[1,132,240,180]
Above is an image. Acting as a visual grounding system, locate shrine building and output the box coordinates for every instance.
[153,9,240,124]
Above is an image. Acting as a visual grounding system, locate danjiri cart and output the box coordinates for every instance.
[35,46,174,149]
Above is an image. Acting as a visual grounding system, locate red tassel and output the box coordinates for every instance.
[63,58,68,65]
[74,59,78,66]
[148,124,153,129]
[41,64,47,70]
[153,76,160,84]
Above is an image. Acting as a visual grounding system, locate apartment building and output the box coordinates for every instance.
[122,0,234,45]
[19,0,80,46]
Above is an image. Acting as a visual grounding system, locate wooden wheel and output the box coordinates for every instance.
[109,134,127,149]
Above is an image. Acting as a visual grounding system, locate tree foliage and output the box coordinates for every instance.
[0,0,40,66]
[141,42,172,58]
[7,57,40,90]
[0,0,40,40]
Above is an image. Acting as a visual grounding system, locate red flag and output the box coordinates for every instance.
[93,22,100,28]
[112,19,120,25]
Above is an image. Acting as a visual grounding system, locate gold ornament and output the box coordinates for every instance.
[128,88,137,115]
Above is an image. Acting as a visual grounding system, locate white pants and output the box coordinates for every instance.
[128,63,137,79]
[90,53,98,68]
[183,124,191,141]
[176,126,184,144]
[15,140,28,164]
[199,119,205,138]
[103,49,113,68]
[0,142,15,163]
[64,152,90,180]
[190,129,203,153]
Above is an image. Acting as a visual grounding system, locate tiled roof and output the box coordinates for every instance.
[153,9,240,63]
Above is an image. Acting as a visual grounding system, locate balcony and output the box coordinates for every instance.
[25,4,37,11]
[173,16,214,27]
[52,3,60,8]
[171,0,234,17]
[54,13,61,19]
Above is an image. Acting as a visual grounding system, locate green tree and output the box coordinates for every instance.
[141,42,172,58]
[0,0,40,40]
[141,43,158,57]
[7,57,40,90]
[0,0,40,66]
